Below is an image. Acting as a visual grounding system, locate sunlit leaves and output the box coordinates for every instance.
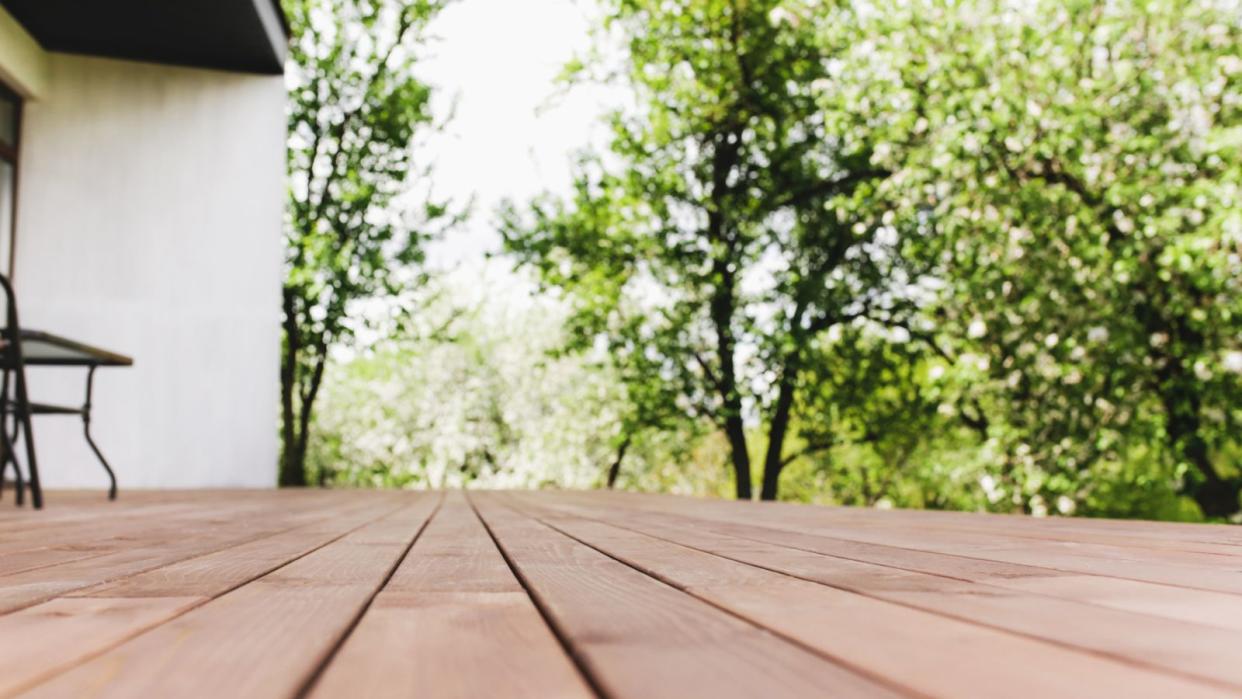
[503,0,929,499]
[819,0,1242,518]
[279,0,458,484]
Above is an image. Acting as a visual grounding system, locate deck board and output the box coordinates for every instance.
[571,491,1242,591]
[0,489,1239,698]
[307,491,593,699]
[573,490,1242,629]
[19,494,438,699]
[0,494,401,696]
[514,492,1242,693]
[472,493,903,699]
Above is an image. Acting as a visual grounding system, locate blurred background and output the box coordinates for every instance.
[297,0,1242,522]
[2,0,1238,521]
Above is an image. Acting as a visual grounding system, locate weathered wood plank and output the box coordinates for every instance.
[471,493,903,699]
[0,497,402,696]
[4,489,1242,698]
[665,496,1242,590]
[521,492,1242,692]
[77,496,401,598]
[808,507,1242,556]
[798,501,1242,549]
[572,491,1242,627]
[0,596,203,697]
[0,494,400,614]
[17,495,440,699]
[0,501,305,577]
[0,491,353,552]
[308,491,593,699]
[583,493,1242,590]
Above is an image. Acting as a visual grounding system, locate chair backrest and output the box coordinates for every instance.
[0,272,23,371]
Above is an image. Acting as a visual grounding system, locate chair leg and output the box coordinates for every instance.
[0,371,12,505]
[12,434,24,506]
[0,400,22,507]
[9,422,23,507]
[18,411,40,509]
[0,419,8,501]
[12,369,42,510]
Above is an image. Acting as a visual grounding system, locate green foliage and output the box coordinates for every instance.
[494,0,1241,519]
[302,0,1240,523]
[501,0,928,501]
[308,274,722,492]
[807,0,1241,518]
[280,0,458,486]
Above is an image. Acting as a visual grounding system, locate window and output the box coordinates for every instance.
[0,83,20,279]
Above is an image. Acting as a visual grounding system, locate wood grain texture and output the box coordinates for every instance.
[0,493,402,613]
[569,490,1242,628]
[471,493,904,699]
[3,489,1242,699]
[0,596,202,697]
[517,493,1242,696]
[17,495,439,699]
[0,497,400,696]
[309,492,593,699]
[609,493,1242,592]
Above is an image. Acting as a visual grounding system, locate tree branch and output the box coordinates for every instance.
[769,169,890,211]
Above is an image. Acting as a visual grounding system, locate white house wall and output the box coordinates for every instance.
[13,53,285,489]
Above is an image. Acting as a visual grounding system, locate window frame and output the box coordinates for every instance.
[0,80,22,279]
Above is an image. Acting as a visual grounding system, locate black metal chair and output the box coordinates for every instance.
[0,273,44,508]
[0,273,132,509]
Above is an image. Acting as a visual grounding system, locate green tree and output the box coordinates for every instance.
[280,0,456,486]
[814,0,1242,518]
[503,0,927,500]
[795,330,944,501]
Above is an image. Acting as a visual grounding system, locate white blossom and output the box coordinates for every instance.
[1222,351,1242,375]
[1056,495,1077,515]
[1194,360,1213,381]
[968,317,988,338]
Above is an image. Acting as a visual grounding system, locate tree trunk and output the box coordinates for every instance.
[1168,399,1241,519]
[1146,301,1241,519]
[294,349,328,486]
[708,253,752,500]
[279,289,330,488]
[606,435,632,489]
[759,371,797,501]
[278,287,306,487]
[279,377,302,486]
[703,114,750,500]
[712,292,752,500]
[1189,475,1242,520]
[723,416,752,500]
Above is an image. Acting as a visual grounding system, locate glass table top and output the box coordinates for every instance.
[2,330,133,367]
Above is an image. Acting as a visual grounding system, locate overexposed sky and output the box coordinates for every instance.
[416,0,618,271]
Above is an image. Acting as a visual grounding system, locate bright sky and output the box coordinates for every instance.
[416,0,618,273]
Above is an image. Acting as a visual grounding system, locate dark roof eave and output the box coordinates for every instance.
[3,0,290,75]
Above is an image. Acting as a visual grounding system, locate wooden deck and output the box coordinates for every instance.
[1,490,1241,698]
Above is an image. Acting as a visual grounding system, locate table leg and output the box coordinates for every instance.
[83,366,117,500]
